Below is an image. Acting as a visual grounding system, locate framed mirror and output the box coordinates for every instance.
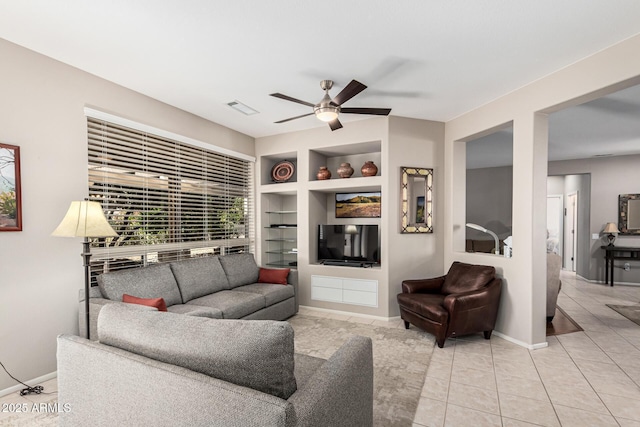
[619,194,640,234]
[401,167,433,233]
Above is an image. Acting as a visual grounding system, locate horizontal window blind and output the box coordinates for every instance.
[87,117,254,284]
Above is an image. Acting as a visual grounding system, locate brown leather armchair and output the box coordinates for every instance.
[397,262,502,348]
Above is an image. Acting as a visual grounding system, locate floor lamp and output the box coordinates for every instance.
[52,200,118,339]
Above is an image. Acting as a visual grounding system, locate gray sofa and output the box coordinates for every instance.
[58,304,374,427]
[83,253,298,338]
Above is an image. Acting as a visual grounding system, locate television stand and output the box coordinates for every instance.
[322,259,374,268]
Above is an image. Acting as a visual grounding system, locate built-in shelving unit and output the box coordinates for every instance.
[262,199,297,269]
[257,136,386,315]
[264,211,297,268]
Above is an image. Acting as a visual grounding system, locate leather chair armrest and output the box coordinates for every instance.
[401,276,445,294]
[443,278,502,312]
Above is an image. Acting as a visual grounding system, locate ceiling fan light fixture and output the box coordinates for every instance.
[314,106,339,122]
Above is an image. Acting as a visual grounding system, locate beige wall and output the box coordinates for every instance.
[445,33,640,348]
[387,116,445,316]
[0,38,254,392]
[550,155,640,284]
[256,116,445,318]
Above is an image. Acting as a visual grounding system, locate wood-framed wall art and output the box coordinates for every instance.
[0,143,22,231]
[401,166,433,233]
[335,192,381,218]
[619,193,640,235]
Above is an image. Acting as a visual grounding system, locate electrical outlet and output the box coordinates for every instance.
[624,263,631,271]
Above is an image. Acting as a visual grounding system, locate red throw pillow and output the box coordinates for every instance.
[258,268,290,285]
[122,294,168,312]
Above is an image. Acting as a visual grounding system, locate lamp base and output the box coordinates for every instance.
[607,233,616,246]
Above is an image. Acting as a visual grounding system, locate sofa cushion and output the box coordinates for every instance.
[294,353,326,389]
[233,283,294,307]
[441,262,495,295]
[97,304,297,399]
[218,253,260,289]
[122,294,167,312]
[258,267,290,285]
[187,290,265,319]
[97,263,183,307]
[166,303,223,319]
[170,256,230,302]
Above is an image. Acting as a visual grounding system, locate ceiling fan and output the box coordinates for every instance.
[270,79,391,131]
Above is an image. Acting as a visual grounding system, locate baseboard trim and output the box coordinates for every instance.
[493,331,548,350]
[299,305,399,322]
[577,274,640,287]
[0,371,57,398]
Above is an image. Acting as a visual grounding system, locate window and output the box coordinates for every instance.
[465,125,513,256]
[86,115,254,281]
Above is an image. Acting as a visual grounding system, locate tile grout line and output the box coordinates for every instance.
[552,291,623,424]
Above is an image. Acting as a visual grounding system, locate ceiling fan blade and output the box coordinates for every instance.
[270,93,315,107]
[341,107,392,116]
[274,112,315,124]
[329,118,343,131]
[332,80,367,106]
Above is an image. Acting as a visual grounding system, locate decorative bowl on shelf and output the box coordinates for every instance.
[316,166,331,180]
[337,162,354,178]
[361,161,378,177]
[271,160,295,183]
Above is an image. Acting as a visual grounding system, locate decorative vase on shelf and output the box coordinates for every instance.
[337,162,354,178]
[361,161,378,177]
[316,166,331,180]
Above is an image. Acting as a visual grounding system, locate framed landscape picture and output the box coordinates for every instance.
[335,192,381,218]
[0,143,22,231]
[415,196,425,223]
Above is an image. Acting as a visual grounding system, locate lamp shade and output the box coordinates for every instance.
[52,201,118,238]
[345,224,359,235]
[603,222,620,234]
[315,107,339,122]
[465,223,488,233]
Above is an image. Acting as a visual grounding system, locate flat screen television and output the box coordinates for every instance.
[317,224,380,267]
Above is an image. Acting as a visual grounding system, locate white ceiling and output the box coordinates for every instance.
[468,83,640,169]
[1,0,640,160]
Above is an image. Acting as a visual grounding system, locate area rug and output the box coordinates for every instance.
[546,306,583,336]
[607,304,640,326]
[0,393,58,427]
[288,314,435,426]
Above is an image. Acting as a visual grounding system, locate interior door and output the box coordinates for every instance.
[547,195,563,256]
[565,192,578,272]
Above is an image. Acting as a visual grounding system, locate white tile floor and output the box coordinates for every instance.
[2,271,640,426]
[412,271,640,427]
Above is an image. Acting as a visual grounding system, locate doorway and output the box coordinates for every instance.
[546,194,563,256]
[565,192,578,272]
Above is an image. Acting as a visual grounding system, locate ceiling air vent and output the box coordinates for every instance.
[227,100,259,116]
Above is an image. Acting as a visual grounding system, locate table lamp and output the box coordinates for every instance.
[466,223,500,254]
[52,200,118,339]
[603,222,620,246]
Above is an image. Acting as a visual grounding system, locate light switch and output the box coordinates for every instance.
[592,233,600,240]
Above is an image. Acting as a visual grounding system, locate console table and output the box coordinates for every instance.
[601,246,640,286]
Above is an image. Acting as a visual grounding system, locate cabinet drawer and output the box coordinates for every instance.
[343,290,377,307]
[311,286,342,303]
[311,275,343,289]
[342,279,377,293]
